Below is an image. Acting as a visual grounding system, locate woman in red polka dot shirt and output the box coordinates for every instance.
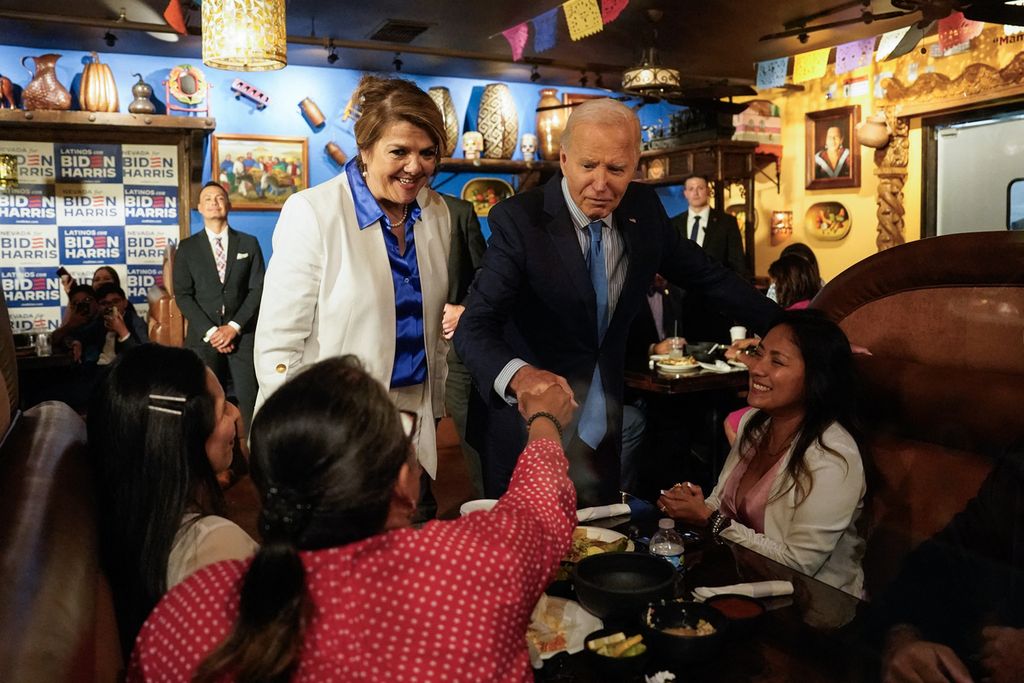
[129,355,578,682]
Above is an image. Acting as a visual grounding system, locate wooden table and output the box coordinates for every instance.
[624,368,749,482]
[538,516,872,682]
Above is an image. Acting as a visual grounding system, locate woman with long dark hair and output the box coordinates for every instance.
[128,355,577,682]
[659,310,866,595]
[767,253,821,310]
[89,344,256,655]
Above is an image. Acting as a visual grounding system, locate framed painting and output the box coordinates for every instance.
[210,134,309,210]
[805,106,859,190]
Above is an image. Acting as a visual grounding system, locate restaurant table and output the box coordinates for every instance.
[15,350,74,409]
[537,513,873,682]
[624,367,749,485]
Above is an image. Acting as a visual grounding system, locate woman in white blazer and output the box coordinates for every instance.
[659,310,866,596]
[254,76,452,481]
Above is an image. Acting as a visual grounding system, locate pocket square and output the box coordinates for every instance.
[236,252,249,260]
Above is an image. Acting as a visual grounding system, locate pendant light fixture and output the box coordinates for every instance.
[621,9,681,97]
[202,0,287,71]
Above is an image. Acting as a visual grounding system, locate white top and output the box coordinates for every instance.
[166,513,258,589]
[706,410,866,597]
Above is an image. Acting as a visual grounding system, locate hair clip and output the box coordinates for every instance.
[149,393,186,403]
[148,405,183,416]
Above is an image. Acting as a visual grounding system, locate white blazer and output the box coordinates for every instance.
[253,172,451,476]
[706,411,866,597]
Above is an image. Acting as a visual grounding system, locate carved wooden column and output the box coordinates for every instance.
[873,106,909,252]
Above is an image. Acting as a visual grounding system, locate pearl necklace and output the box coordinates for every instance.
[389,203,409,228]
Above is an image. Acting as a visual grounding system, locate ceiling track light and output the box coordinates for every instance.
[326,40,338,64]
[393,52,403,72]
[579,71,589,88]
[530,65,540,83]
[103,30,118,47]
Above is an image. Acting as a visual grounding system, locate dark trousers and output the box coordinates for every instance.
[565,431,622,508]
[190,332,258,430]
[445,349,483,498]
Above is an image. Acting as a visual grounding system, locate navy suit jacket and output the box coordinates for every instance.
[454,176,779,480]
[173,227,265,348]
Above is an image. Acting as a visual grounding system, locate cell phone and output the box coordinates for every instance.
[56,266,72,283]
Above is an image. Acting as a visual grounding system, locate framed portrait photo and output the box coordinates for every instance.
[210,134,310,210]
[805,106,860,190]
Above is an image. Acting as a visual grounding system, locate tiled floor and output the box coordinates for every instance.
[224,417,478,541]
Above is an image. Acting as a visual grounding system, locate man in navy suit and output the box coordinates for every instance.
[173,182,265,428]
[454,99,779,505]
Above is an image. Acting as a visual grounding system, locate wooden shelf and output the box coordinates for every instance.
[437,157,559,193]
[636,140,757,186]
[438,157,558,174]
[0,109,216,132]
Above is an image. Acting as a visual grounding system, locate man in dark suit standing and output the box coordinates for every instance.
[670,175,748,277]
[440,194,487,497]
[173,181,265,428]
[454,99,779,506]
[670,175,750,342]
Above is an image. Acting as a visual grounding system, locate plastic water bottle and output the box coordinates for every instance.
[649,518,685,571]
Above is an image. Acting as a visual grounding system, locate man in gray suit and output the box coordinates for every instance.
[173,181,265,428]
[441,194,487,497]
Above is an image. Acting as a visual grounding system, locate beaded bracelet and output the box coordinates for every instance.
[708,509,731,538]
[526,411,564,439]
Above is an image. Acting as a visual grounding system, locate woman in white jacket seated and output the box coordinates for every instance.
[658,309,866,596]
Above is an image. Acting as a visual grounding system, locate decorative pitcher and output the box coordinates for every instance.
[428,86,459,158]
[477,83,518,160]
[21,53,72,111]
[856,112,891,149]
[535,88,567,161]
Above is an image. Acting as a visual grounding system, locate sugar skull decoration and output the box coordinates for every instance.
[463,131,484,160]
[520,133,538,162]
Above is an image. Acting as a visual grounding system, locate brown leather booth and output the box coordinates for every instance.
[813,231,1024,599]
[0,290,121,682]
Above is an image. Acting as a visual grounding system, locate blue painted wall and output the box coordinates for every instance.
[0,45,684,260]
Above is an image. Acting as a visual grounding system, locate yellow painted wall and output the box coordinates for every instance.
[742,26,1024,280]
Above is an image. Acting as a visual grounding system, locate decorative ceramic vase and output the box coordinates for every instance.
[21,53,72,111]
[428,86,459,158]
[856,113,891,149]
[299,97,326,129]
[535,88,567,161]
[477,83,518,160]
[325,141,347,167]
[79,51,119,112]
[128,73,156,114]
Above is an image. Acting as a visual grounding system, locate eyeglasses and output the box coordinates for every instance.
[399,410,419,441]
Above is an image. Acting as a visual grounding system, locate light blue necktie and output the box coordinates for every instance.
[578,220,608,449]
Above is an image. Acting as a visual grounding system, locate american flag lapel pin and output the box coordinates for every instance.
[628,217,637,223]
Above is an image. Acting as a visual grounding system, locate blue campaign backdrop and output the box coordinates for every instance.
[0,44,684,262]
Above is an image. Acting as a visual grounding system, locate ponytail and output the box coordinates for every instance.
[193,540,310,683]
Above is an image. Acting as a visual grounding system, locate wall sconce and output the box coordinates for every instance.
[0,154,19,192]
[202,0,287,71]
[770,210,793,246]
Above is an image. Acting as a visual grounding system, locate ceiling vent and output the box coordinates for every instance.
[368,20,431,44]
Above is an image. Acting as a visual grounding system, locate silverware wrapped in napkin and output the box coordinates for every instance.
[692,580,794,602]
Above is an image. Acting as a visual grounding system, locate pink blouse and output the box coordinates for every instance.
[127,439,576,683]
[717,451,785,534]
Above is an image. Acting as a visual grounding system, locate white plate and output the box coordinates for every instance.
[727,360,749,370]
[649,353,669,361]
[459,498,499,516]
[657,360,700,374]
[574,526,635,553]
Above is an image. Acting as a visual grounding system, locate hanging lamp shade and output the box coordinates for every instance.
[202,0,287,71]
[621,47,680,96]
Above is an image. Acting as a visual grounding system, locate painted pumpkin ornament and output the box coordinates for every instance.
[80,51,120,112]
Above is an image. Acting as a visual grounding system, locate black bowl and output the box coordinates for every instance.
[583,627,649,680]
[573,552,675,621]
[705,593,766,638]
[641,599,729,663]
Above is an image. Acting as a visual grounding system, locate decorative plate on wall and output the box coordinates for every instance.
[462,177,514,217]
[805,201,851,240]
